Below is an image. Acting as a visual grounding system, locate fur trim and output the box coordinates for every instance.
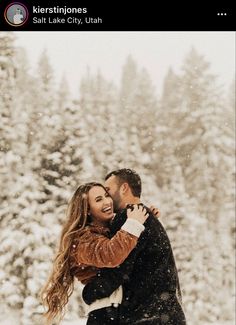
[121,218,145,237]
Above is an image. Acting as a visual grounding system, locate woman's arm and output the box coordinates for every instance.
[73,220,142,268]
[74,205,147,268]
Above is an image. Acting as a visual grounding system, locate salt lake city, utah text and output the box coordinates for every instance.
[32,5,102,25]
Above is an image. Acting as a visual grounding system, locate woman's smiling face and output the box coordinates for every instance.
[88,186,114,226]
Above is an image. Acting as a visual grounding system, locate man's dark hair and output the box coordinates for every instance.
[105,168,142,198]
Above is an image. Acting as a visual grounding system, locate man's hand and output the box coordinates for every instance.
[149,205,161,218]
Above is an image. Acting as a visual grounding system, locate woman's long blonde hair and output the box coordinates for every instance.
[41,182,105,324]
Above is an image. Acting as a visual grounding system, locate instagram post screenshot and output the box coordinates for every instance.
[0,1,235,325]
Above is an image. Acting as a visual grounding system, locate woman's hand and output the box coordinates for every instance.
[149,205,160,218]
[127,204,148,224]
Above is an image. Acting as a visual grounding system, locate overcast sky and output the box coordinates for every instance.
[14,32,235,98]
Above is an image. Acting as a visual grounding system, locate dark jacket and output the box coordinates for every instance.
[83,208,186,325]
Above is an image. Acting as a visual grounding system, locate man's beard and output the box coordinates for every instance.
[112,192,122,213]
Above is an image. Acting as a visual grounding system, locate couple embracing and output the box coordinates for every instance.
[41,168,186,325]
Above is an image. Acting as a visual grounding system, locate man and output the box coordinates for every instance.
[83,168,186,324]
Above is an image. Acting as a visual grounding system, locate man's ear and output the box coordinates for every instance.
[121,182,129,195]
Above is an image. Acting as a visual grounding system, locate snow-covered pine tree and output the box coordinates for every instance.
[57,73,71,110]
[163,47,235,324]
[114,56,161,207]
[120,54,138,111]
[33,49,67,201]
[0,32,15,116]
[0,39,62,325]
[0,172,56,325]
[31,49,64,162]
[131,68,158,156]
[0,32,18,211]
[175,48,227,216]
[161,67,181,109]
[148,81,205,323]
[78,69,123,178]
[10,46,36,169]
[119,56,158,169]
[160,163,208,325]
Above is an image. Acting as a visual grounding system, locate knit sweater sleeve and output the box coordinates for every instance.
[73,219,144,268]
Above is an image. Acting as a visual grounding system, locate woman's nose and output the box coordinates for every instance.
[104,197,111,204]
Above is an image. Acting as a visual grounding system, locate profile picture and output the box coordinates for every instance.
[4,2,29,27]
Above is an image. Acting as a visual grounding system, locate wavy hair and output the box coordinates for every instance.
[41,182,105,324]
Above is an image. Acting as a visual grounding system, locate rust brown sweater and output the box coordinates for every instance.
[70,221,141,284]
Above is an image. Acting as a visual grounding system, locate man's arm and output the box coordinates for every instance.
[82,207,156,304]
[82,209,138,304]
[82,242,142,304]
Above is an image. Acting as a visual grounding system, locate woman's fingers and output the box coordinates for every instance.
[127,204,160,217]
[150,205,160,217]
[127,204,148,224]
[128,203,149,215]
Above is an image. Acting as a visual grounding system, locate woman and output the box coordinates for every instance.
[41,182,148,325]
